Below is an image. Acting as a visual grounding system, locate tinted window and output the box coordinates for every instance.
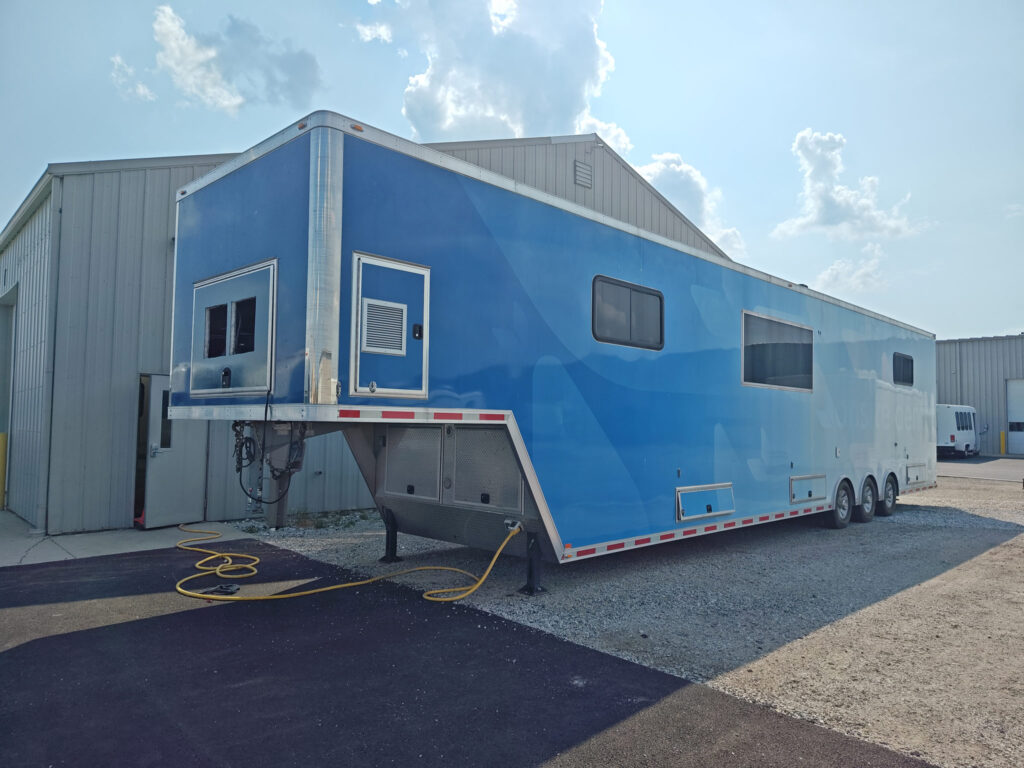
[205,304,227,358]
[232,297,256,354]
[593,276,663,350]
[955,412,963,430]
[743,313,813,391]
[893,353,914,386]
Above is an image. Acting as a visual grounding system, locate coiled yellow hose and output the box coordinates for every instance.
[175,523,522,603]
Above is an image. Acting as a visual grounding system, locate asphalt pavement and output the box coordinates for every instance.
[0,540,935,767]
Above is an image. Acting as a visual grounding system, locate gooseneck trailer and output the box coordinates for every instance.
[169,111,936,582]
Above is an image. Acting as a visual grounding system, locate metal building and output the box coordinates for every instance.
[428,134,731,260]
[0,155,373,533]
[936,335,1024,455]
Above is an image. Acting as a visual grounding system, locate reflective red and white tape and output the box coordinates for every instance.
[562,503,832,561]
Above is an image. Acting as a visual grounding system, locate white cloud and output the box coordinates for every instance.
[773,128,917,241]
[575,110,632,154]
[636,153,746,258]
[398,0,628,147]
[356,22,393,43]
[812,242,887,295]
[153,6,320,115]
[1005,203,1024,219]
[110,54,156,101]
[488,0,517,34]
[154,6,243,114]
[368,0,382,5]
[397,48,409,58]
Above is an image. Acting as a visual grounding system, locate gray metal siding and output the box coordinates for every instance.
[430,137,727,259]
[203,423,372,521]
[0,192,54,528]
[46,161,228,533]
[287,432,374,513]
[936,336,1024,455]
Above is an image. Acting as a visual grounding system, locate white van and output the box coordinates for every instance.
[936,404,980,457]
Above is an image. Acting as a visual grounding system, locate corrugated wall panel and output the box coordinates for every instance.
[137,167,172,376]
[109,170,147,527]
[50,173,94,533]
[287,432,374,513]
[203,423,373,520]
[936,336,1024,455]
[0,192,53,529]
[46,161,237,532]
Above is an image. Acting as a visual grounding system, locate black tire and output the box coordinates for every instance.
[876,474,898,517]
[852,477,877,523]
[824,480,853,529]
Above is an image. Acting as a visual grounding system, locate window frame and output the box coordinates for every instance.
[741,310,814,393]
[591,275,664,351]
[893,352,914,387]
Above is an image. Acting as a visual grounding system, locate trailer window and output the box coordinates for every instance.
[205,304,227,358]
[955,412,963,430]
[232,297,256,355]
[893,353,914,386]
[593,276,663,350]
[742,312,813,391]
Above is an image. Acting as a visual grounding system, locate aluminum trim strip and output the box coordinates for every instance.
[676,482,732,493]
[305,126,343,404]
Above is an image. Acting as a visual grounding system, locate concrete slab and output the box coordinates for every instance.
[0,510,249,567]
[937,456,1024,483]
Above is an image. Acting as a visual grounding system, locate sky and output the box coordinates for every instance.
[1,0,1021,340]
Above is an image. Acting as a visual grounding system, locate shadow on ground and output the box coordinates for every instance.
[378,501,1023,683]
[0,541,935,768]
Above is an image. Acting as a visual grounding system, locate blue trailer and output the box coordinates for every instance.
[169,111,937,576]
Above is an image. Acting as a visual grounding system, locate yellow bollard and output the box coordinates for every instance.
[1000,430,1006,455]
[0,432,6,509]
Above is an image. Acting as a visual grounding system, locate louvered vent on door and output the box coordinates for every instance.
[361,298,406,355]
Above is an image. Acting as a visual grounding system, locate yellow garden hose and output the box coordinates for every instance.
[175,523,522,603]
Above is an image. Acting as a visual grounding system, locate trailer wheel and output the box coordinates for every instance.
[852,478,877,523]
[876,474,898,517]
[824,480,853,529]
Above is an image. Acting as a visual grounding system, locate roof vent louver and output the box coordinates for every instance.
[574,159,593,189]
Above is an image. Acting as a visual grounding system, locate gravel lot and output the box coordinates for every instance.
[236,476,1024,768]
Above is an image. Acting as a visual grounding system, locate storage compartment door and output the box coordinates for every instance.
[352,253,429,398]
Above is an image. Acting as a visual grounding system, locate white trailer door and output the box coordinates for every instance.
[142,374,208,527]
[1008,379,1024,455]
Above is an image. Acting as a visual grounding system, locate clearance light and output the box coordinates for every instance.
[297,121,307,130]
[350,123,364,132]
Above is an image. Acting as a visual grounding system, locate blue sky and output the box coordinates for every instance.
[1,0,1021,339]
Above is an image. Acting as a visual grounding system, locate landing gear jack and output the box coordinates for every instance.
[379,507,403,564]
[518,531,547,596]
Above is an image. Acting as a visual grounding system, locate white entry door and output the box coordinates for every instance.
[1008,379,1024,455]
[142,374,208,527]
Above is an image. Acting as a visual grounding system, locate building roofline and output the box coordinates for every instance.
[0,170,53,255]
[937,334,1024,343]
[428,133,730,261]
[1,153,237,255]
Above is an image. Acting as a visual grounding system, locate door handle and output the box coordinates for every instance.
[150,442,160,457]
